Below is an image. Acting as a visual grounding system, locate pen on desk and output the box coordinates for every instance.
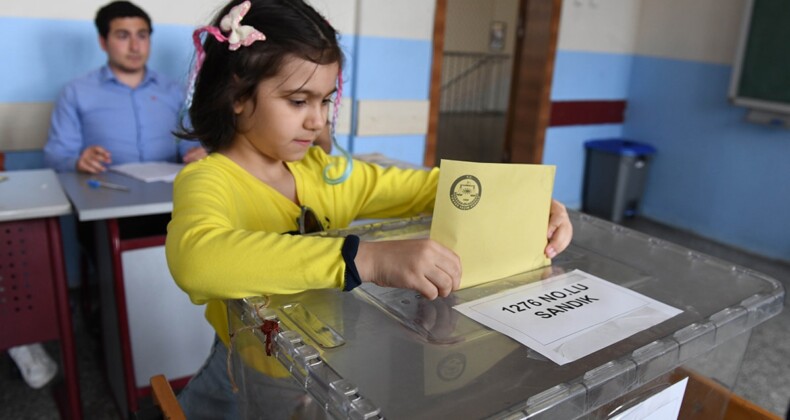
[87,179,130,192]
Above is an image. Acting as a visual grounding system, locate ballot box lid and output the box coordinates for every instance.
[230,212,783,420]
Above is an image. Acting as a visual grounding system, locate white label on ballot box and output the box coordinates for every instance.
[454,269,682,365]
[610,377,687,420]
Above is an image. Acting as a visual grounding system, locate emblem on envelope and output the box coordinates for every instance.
[450,175,482,210]
[431,159,556,289]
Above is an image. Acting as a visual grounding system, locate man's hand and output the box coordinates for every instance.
[182,146,208,164]
[355,239,462,300]
[545,199,573,258]
[76,146,112,174]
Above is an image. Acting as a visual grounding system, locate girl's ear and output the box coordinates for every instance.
[231,74,246,115]
[233,100,245,115]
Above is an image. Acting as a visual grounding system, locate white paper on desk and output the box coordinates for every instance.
[110,162,184,183]
[454,269,682,365]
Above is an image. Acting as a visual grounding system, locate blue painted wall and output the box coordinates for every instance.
[624,56,790,261]
[1,15,432,287]
[546,49,790,262]
[0,18,193,102]
[546,50,632,209]
[1,16,433,167]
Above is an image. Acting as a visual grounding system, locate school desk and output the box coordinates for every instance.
[0,169,81,419]
[57,171,214,418]
[227,212,784,419]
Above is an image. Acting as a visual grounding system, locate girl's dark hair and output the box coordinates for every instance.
[177,0,343,151]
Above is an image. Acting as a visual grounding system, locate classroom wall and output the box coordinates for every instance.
[543,0,642,209]
[626,0,790,262]
[0,0,217,168]
[444,0,518,54]
[346,0,435,164]
[0,0,435,168]
[546,0,790,262]
[1,0,438,286]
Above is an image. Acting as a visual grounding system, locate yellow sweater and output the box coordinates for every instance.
[166,147,438,358]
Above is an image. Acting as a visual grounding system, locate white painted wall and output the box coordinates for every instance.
[445,0,518,53]
[0,0,220,25]
[357,0,435,40]
[557,0,643,54]
[635,0,746,64]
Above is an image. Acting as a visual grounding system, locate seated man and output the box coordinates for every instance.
[43,0,205,173]
[8,1,203,391]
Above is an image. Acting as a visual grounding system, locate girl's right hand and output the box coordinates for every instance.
[355,239,462,300]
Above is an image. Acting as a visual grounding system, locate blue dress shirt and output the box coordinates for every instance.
[44,66,200,172]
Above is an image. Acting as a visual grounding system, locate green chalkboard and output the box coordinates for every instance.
[736,0,790,104]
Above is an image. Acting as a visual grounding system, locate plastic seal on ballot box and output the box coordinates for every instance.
[630,338,679,384]
[710,306,749,345]
[673,322,716,363]
[583,359,638,411]
[522,383,586,420]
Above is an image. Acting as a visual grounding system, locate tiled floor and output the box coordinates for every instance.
[1,216,788,419]
[0,293,121,419]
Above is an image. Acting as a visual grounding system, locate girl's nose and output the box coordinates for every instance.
[305,105,327,131]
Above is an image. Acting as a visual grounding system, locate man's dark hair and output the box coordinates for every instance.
[178,0,344,152]
[95,1,152,39]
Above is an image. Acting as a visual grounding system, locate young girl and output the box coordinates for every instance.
[166,0,572,418]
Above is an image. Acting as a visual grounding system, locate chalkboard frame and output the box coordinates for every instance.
[728,0,790,116]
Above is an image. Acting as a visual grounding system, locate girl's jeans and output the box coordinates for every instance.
[178,336,323,420]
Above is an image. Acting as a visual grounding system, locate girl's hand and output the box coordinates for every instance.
[545,199,573,258]
[355,239,462,300]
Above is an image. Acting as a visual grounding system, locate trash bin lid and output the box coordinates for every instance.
[584,139,657,156]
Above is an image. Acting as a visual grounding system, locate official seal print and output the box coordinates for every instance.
[450,175,482,210]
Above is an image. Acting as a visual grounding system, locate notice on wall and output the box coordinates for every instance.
[454,269,682,365]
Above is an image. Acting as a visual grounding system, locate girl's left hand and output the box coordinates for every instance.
[545,199,573,258]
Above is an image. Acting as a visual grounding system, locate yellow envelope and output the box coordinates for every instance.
[430,159,555,289]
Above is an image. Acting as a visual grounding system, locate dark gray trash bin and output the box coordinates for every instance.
[582,139,656,223]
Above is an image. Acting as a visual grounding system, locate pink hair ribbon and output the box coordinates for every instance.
[192,0,265,71]
[323,70,353,185]
[182,1,265,122]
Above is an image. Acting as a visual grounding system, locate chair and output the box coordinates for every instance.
[150,374,186,420]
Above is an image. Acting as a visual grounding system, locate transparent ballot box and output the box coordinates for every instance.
[226,212,784,419]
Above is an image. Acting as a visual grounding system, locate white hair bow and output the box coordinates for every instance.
[219,0,266,51]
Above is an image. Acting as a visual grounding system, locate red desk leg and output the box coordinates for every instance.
[106,218,139,414]
[0,217,82,419]
[47,217,83,420]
